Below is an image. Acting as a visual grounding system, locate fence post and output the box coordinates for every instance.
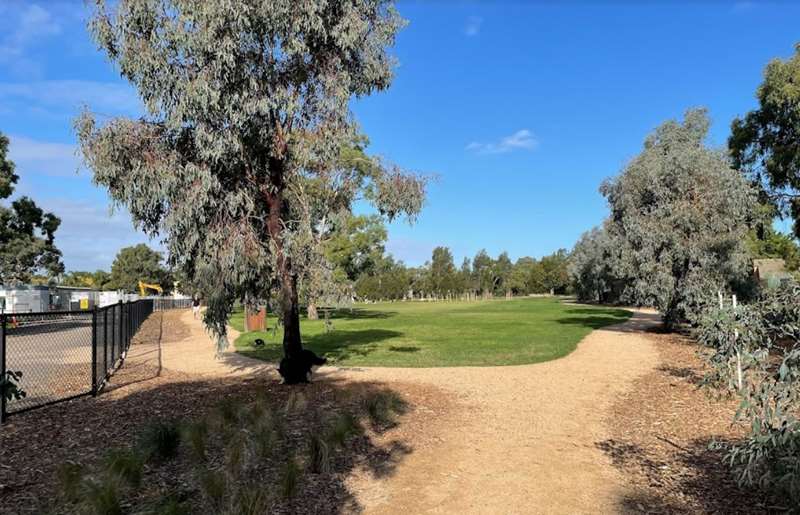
[118,300,123,361]
[1,314,6,423]
[103,308,108,379]
[91,306,98,396]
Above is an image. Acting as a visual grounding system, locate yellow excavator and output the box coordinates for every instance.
[138,281,163,297]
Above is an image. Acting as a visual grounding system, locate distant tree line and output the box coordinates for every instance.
[325,215,571,303]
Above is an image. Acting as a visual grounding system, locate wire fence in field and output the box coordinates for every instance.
[0,298,189,422]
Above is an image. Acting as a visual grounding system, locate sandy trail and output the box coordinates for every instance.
[119,309,274,379]
[132,307,660,513]
[323,309,661,514]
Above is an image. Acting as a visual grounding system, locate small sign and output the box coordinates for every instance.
[80,298,89,310]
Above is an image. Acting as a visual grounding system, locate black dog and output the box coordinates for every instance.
[278,349,328,384]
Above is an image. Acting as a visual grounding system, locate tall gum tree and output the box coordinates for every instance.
[76,0,425,381]
[730,43,800,238]
[601,109,756,328]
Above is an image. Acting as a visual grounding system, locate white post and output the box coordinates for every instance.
[732,294,742,391]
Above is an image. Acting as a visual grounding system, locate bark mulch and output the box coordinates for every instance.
[600,329,781,513]
[0,311,452,515]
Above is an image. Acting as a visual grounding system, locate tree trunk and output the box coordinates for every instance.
[265,157,303,361]
[307,302,319,320]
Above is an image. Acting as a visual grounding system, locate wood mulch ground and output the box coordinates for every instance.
[601,328,781,513]
[0,311,452,515]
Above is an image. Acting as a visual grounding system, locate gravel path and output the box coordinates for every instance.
[148,307,661,513]
[126,308,275,378]
[324,309,662,514]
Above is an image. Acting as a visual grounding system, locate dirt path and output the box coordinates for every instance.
[114,309,275,382]
[322,309,662,514]
[126,307,661,513]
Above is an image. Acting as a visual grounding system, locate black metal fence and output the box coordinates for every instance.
[0,299,158,422]
[153,297,193,311]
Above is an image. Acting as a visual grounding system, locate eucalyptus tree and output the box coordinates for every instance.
[427,246,457,298]
[569,226,622,303]
[601,109,756,327]
[472,249,494,298]
[76,0,425,380]
[730,44,800,238]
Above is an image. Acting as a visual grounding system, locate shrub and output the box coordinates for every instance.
[699,281,800,506]
[150,496,191,515]
[228,482,271,515]
[182,420,209,462]
[138,420,181,461]
[279,458,301,499]
[328,412,361,447]
[103,448,144,488]
[56,461,85,502]
[82,477,123,515]
[198,468,227,509]
[364,390,408,427]
[307,434,331,474]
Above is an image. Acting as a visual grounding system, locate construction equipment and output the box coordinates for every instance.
[138,281,163,297]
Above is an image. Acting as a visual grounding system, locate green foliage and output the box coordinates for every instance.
[56,461,86,502]
[600,108,756,327]
[149,496,191,515]
[307,434,331,474]
[279,458,301,499]
[76,0,425,351]
[182,419,209,462]
[103,448,144,488]
[198,468,227,510]
[228,483,271,515]
[108,244,172,294]
[569,226,623,303]
[729,43,800,238]
[61,270,114,290]
[0,131,64,284]
[328,412,362,447]
[354,255,410,300]
[326,214,388,282]
[746,226,800,272]
[1,370,26,402]
[137,420,181,461]
[698,281,800,505]
[82,477,123,515]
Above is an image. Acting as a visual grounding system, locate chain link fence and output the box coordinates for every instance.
[0,299,160,422]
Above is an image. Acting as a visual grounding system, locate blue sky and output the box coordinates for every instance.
[0,1,798,272]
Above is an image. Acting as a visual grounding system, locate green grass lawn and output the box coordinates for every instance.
[232,297,631,367]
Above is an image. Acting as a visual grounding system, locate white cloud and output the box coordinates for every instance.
[464,16,483,37]
[8,136,83,178]
[0,80,142,116]
[466,129,539,155]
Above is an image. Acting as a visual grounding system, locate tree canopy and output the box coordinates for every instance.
[729,43,800,238]
[600,109,756,326]
[0,132,64,285]
[108,244,172,294]
[76,0,425,372]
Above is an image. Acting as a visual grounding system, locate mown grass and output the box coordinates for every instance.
[233,297,630,367]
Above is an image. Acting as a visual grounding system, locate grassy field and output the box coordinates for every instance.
[232,297,631,367]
